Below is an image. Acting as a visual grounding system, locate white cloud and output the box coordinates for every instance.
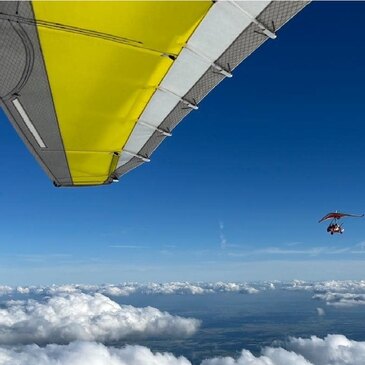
[7,280,365,307]
[255,247,328,256]
[285,280,365,294]
[202,335,365,365]
[137,282,258,295]
[0,292,200,345]
[97,284,138,297]
[0,286,13,296]
[109,245,146,249]
[284,280,365,307]
[0,282,259,297]
[2,335,365,365]
[316,307,325,316]
[219,221,228,249]
[0,342,191,365]
[230,245,355,257]
[201,349,311,365]
[218,222,240,249]
[286,334,365,365]
[313,292,365,307]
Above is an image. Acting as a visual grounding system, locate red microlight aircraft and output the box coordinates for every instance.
[319,211,364,235]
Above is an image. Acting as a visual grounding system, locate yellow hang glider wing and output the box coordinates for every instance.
[0,1,309,187]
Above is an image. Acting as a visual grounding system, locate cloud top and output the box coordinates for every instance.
[0,282,259,297]
[3,280,365,307]
[285,280,365,307]
[313,292,365,307]
[203,334,365,365]
[0,342,191,365]
[0,335,365,365]
[0,292,200,345]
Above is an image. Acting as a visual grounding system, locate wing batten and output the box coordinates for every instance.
[31,1,212,185]
[12,98,46,148]
[115,1,310,180]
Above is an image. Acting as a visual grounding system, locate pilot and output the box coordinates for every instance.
[327,224,334,232]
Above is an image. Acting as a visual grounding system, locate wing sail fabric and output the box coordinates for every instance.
[0,1,309,187]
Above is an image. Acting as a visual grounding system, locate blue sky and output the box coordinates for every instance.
[1,2,365,284]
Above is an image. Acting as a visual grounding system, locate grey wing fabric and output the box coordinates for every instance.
[0,1,72,186]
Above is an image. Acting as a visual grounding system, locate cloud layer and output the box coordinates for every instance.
[285,280,365,294]
[313,292,365,307]
[0,342,191,365]
[201,335,365,365]
[3,280,365,307]
[0,292,200,345]
[0,335,365,365]
[0,282,259,297]
[285,280,365,307]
